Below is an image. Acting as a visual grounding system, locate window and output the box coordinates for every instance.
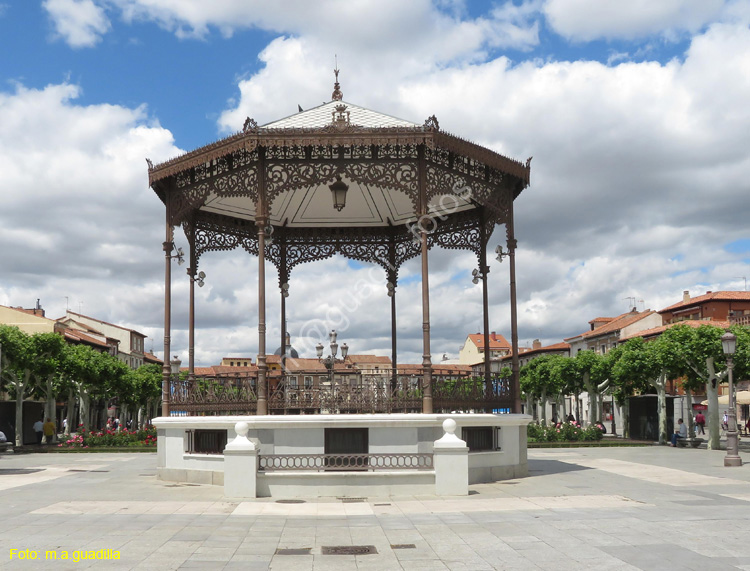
[186,430,227,454]
[462,427,499,451]
[288,376,298,388]
[304,376,313,388]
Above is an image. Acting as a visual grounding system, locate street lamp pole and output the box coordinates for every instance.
[317,330,349,409]
[722,331,742,467]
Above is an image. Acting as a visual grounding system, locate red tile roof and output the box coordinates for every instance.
[659,291,750,313]
[500,342,570,361]
[565,310,656,341]
[63,311,146,337]
[346,355,393,365]
[61,329,110,349]
[467,333,511,350]
[619,320,731,342]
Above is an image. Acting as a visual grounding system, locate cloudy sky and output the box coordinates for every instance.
[1,0,749,366]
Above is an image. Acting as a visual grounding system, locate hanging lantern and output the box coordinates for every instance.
[329,175,348,211]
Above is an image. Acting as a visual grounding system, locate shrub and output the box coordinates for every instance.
[527,422,603,443]
[58,427,156,448]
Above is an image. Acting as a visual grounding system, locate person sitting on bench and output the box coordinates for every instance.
[670,418,687,446]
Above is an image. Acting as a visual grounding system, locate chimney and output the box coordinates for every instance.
[683,290,690,303]
[490,332,497,341]
[532,339,542,350]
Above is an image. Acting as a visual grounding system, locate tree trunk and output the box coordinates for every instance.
[655,373,668,445]
[15,391,24,447]
[540,390,548,426]
[44,375,57,442]
[622,399,630,439]
[65,388,75,436]
[525,393,534,417]
[79,393,90,433]
[582,372,594,425]
[706,377,720,450]
[575,391,581,423]
[685,388,695,437]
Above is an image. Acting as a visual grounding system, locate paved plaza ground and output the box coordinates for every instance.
[1,444,749,570]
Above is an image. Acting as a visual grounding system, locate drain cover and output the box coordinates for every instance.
[322,545,377,555]
[374,503,391,506]
[275,499,306,504]
[338,497,366,503]
[391,544,416,550]
[0,469,43,475]
[275,548,311,555]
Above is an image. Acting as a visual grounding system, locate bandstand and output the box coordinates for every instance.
[149,74,532,497]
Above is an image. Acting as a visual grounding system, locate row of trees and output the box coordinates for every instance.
[0,325,162,447]
[519,324,750,448]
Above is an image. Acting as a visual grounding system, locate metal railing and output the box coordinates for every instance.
[168,372,514,415]
[258,453,434,472]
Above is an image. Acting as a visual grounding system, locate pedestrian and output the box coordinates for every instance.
[43,418,56,444]
[33,418,44,445]
[695,411,705,435]
[722,411,729,431]
[62,417,68,433]
[670,418,688,446]
[0,430,7,443]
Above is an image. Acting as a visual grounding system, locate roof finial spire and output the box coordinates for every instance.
[332,55,343,101]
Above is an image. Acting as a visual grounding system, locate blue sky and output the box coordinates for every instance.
[0,0,749,364]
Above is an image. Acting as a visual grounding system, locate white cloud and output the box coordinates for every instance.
[201,18,750,358]
[543,0,726,42]
[43,0,110,48]
[4,1,750,365]
[0,81,180,332]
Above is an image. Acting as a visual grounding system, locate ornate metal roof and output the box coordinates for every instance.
[263,100,419,130]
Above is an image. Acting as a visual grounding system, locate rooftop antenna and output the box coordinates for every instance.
[64,296,69,311]
[735,277,747,291]
[623,296,636,310]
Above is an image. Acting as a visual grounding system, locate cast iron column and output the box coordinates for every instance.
[418,145,433,413]
[188,232,196,381]
[508,203,521,414]
[161,191,174,418]
[256,147,268,415]
[480,212,492,405]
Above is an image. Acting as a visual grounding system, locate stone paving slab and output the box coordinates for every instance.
[1,446,749,569]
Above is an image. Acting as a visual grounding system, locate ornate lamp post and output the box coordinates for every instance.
[722,331,742,467]
[316,330,349,392]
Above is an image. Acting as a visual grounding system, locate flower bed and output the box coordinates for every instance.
[59,427,156,448]
[527,422,604,443]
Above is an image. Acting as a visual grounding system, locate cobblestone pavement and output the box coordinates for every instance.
[1,445,749,570]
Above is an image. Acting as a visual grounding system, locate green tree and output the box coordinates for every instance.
[125,363,162,429]
[28,332,67,430]
[520,355,564,425]
[574,350,609,424]
[0,326,37,446]
[612,338,668,443]
[659,324,734,449]
[552,356,584,422]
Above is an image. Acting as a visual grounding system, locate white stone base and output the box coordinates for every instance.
[153,413,531,498]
